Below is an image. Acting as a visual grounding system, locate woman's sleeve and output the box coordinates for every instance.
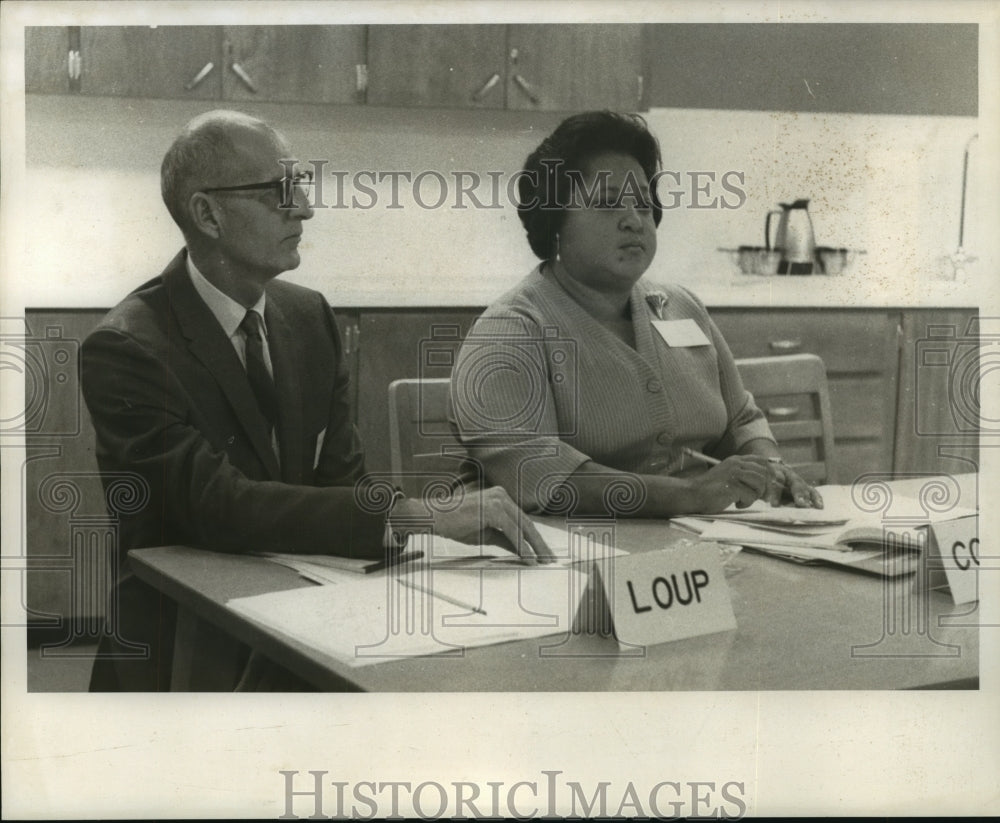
[449,312,591,512]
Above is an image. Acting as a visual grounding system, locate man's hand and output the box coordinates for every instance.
[393,486,555,563]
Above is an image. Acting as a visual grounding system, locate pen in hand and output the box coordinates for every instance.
[681,446,721,467]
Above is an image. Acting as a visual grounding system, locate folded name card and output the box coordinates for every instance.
[595,541,737,648]
[918,515,980,605]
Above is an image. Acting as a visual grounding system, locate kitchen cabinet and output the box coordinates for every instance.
[28,23,647,112]
[78,26,223,100]
[647,24,977,117]
[221,26,366,104]
[710,309,900,485]
[365,25,509,109]
[894,308,981,476]
[365,24,647,111]
[25,27,73,94]
[335,309,361,418]
[27,25,366,104]
[21,310,108,645]
[504,25,646,112]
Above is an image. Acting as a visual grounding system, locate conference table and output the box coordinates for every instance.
[130,475,981,692]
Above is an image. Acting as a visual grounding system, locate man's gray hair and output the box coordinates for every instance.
[160,110,281,233]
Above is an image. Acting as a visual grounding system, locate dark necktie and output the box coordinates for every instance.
[239,310,278,432]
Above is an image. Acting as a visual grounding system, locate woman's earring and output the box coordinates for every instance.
[555,233,561,263]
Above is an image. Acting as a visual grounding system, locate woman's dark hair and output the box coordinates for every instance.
[517,110,663,261]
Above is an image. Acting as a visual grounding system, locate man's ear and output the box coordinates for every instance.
[188,192,222,239]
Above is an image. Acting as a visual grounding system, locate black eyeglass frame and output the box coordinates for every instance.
[200,169,315,209]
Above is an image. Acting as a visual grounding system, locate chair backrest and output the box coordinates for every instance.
[387,378,467,496]
[735,353,837,484]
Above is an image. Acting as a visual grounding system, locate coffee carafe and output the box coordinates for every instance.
[766,199,817,274]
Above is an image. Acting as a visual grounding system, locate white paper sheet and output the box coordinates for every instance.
[227,565,589,667]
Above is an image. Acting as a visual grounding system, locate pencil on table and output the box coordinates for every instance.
[399,578,487,616]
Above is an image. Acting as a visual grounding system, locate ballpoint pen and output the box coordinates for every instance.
[399,578,487,616]
[681,446,720,467]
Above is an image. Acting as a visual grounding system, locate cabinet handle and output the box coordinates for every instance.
[766,405,800,420]
[67,50,82,81]
[230,61,258,94]
[769,339,802,353]
[637,74,644,106]
[471,72,501,102]
[184,61,215,91]
[355,64,368,94]
[512,73,540,105]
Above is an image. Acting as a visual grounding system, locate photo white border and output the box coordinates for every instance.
[3,1,998,818]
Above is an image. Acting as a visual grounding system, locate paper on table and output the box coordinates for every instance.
[404,520,629,568]
[696,518,909,552]
[739,542,918,577]
[226,565,588,667]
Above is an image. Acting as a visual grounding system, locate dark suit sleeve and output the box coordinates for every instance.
[81,327,387,558]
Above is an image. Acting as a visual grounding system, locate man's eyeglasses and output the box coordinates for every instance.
[201,169,314,209]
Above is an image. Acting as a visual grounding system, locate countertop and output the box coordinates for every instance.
[325,271,983,310]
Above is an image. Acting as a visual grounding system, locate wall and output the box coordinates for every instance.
[21,90,991,309]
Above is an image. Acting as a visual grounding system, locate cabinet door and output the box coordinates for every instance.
[894,309,981,475]
[355,310,483,473]
[366,25,508,109]
[711,308,900,484]
[222,26,366,104]
[23,311,108,636]
[25,27,72,94]
[78,26,221,99]
[331,309,361,422]
[506,25,646,112]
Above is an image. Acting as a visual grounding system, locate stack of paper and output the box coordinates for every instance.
[672,485,977,575]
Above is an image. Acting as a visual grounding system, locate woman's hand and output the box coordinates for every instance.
[766,460,824,509]
[685,455,772,513]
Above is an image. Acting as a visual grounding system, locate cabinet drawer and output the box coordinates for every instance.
[712,309,897,374]
[836,441,892,485]
[828,376,888,439]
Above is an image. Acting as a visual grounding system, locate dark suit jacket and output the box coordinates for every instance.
[82,250,386,689]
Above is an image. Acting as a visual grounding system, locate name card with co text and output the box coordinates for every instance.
[917,515,980,605]
[595,541,737,648]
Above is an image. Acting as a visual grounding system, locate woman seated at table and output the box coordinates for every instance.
[450,110,822,517]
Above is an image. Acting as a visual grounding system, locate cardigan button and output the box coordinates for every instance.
[656,432,671,446]
[646,378,663,393]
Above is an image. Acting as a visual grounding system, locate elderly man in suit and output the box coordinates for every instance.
[82,110,551,691]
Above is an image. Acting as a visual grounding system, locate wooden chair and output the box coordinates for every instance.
[735,353,837,484]
[387,378,468,497]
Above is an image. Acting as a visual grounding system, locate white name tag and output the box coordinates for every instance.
[594,541,736,648]
[917,515,980,604]
[652,319,711,347]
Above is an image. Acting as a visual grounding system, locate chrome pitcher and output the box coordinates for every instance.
[766,199,816,274]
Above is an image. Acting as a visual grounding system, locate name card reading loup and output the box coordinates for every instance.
[596,542,736,648]
[918,515,980,605]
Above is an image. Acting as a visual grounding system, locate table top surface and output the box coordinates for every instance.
[130,475,981,692]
